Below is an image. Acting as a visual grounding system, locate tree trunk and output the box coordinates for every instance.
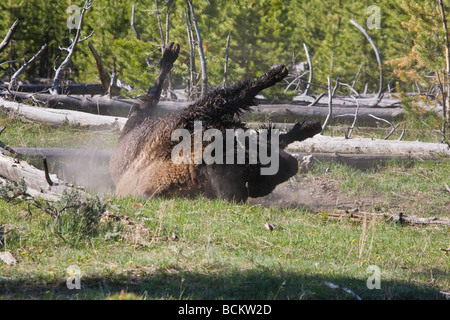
[0,97,126,130]
[1,92,134,117]
[287,134,450,157]
[1,83,106,95]
[438,0,450,125]
[1,92,405,127]
[0,152,83,201]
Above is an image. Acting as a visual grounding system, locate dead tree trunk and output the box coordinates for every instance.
[88,42,120,96]
[287,134,450,157]
[9,44,47,90]
[350,19,383,106]
[1,83,107,95]
[0,153,83,201]
[187,0,208,97]
[0,20,19,54]
[0,97,126,130]
[302,42,313,96]
[1,90,405,126]
[438,0,450,126]
[185,8,197,99]
[0,92,134,117]
[53,1,94,93]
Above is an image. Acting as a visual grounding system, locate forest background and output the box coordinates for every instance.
[1,0,448,105]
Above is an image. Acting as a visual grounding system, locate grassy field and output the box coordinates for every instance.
[0,114,449,300]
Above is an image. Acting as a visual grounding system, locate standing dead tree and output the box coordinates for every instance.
[88,42,120,96]
[131,3,141,40]
[9,44,47,90]
[185,9,197,99]
[302,43,313,96]
[52,0,94,94]
[438,0,450,128]
[186,0,208,98]
[223,33,230,88]
[321,76,339,133]
[0,20,19,54]
[349,19,383,106]
[154,0,176,99]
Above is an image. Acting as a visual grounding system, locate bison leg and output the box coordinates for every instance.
[279,119,322,149]
[247,119,321,198]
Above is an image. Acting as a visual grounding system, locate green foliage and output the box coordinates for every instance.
[0,0,414,94]
[112,38,159,93]
[386,0,448,89]
[401,95,444,129]
[0,177,28,203]
[55,189,107,238]
[0,178,111,242]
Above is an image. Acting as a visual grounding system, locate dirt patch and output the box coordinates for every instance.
[250,174,450,217]
[249,175,381,212]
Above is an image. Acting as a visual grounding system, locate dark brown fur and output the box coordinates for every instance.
[110,45,321,201]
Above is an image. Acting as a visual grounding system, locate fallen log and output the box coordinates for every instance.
[245,104,404,126]
[0,152,83,201]
[291,152,447,170]
[292,93,402,108]
[1,91,134,117]
[287,134,450,158]
[5,146,449,194]
[0,91,405,127]
[0,97,126,130]
[5,147,114,194]
[10,147,448,168]
[0,83,107,95]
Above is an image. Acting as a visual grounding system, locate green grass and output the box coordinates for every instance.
[0,194,448,300]
[323,121,444,143]
[302,159,450,217]
[0,114,118,149]
[0,114,448,300]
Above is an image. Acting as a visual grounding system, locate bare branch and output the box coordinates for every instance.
[307,92,325,106]
[223,33,230,88]
[76,30,94,44]
[302,43,313,96]
[52,0,94,93]
[398,126,405,141]
[187,0,208,97]
[88,41,111,93]
[131,3,141,40]
[438,0,450,124]
[321,76,333,133]
[351,62,363,89]
[368,114,393,127]
[165,0,175,45]
[384,123,400,140]
[0,60,19,67]
[0,20,19,54]
[9,44,47,90]
[350,19,383,105]
[346,95,360,139]
[339,81,360,97]
[155,0,166,51]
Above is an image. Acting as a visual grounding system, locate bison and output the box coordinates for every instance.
[109,42,321,202]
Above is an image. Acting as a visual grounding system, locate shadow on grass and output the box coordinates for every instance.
[0,268,445,300]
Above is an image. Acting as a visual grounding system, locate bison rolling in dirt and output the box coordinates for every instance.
[109,42,321,202]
